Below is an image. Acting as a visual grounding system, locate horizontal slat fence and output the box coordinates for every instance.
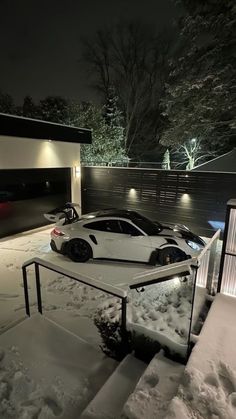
[81,167,236,237]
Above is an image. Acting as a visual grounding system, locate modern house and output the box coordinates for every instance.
[0,113,92,237]
[193,148,236,173]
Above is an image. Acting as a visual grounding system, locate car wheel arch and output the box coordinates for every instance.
[157,245,189,265]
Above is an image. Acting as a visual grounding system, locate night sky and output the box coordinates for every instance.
[0,0,179,104]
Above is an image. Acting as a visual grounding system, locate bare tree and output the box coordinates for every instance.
[172,138,216,170]
[82,22,172,157]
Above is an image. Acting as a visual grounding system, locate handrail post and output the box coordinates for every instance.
[35,263,43,314]
[121,296,129,352]
[187,264,198,359]
[121,297,127,335]
[22,266,30,316]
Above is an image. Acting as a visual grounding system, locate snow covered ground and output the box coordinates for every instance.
[0,226,229,419]
[0,226,114,346]
[0,227,212,356]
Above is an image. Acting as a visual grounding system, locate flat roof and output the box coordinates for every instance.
[193,148,236,173]
[0,113,92,144]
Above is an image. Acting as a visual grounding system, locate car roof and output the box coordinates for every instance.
[82,209,143,222]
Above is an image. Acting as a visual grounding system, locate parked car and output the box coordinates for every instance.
[44,204,205,265]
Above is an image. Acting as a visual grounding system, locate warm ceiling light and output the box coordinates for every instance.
[75,166,81,178]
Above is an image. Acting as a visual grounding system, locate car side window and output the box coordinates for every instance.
[120,221,143,236]
[83,220,122,233]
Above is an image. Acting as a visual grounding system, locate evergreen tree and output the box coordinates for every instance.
[39,96,69,123]
[70,101,128,165]
[160,0,236,154]
[22,96,39,119]
[0,90,15,114]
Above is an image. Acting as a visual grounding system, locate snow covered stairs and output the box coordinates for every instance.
[80,353,147,419]
[0,313,118,418]
[122,351,185,419]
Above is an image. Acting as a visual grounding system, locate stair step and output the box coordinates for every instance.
[122,351,185,419]
[0,314,118,418]
[81,354,147,419]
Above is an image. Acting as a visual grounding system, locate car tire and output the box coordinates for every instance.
[67,239,92,262]
[158,247,187,266]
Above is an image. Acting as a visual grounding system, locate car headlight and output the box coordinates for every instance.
[186,240,201,251]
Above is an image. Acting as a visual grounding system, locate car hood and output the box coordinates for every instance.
[156,222,205,247]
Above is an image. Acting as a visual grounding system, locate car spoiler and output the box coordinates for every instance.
[44,202,80,224]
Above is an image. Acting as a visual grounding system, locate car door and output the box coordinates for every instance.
[109,220,153,262]
[82,219,125,258]
[83,219,152,262]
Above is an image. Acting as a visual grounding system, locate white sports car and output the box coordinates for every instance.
[45,204,205,265]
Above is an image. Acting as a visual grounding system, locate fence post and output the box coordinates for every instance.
[217,199,236,292]
[121,296,130,352]
[22,266,30,316]
[207,240,217,294]
[35,263,43,314]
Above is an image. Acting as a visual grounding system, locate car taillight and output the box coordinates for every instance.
[51,228,65,237]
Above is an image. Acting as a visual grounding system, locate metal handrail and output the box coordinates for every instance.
[21,256,199,342]
[22,259,128,341]
[21,239,219,359]
[197,229,221,262]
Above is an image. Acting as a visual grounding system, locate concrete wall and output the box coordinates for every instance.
[0,135,81,209]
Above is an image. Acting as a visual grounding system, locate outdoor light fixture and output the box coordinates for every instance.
[129,188,137,198]
[181,193,191,203]
[75,166,81,178]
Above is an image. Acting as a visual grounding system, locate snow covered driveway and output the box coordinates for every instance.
[0,227,52,332]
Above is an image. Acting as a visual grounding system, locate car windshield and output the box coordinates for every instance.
[130,213,162,236]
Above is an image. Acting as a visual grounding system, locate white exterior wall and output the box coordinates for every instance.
[0,135,81,210]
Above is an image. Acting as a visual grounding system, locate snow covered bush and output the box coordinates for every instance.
[94,298,131,360]
[94,278,201,362]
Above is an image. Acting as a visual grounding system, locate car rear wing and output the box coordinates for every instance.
[44,202,80,224]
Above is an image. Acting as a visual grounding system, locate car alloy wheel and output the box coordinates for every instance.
[158,247,187,266]
[67,239,92,263]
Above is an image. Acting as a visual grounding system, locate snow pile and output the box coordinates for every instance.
[96,297,122,325]
[166,362,236,419]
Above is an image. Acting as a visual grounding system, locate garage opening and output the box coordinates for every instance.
[0,167,71,238]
